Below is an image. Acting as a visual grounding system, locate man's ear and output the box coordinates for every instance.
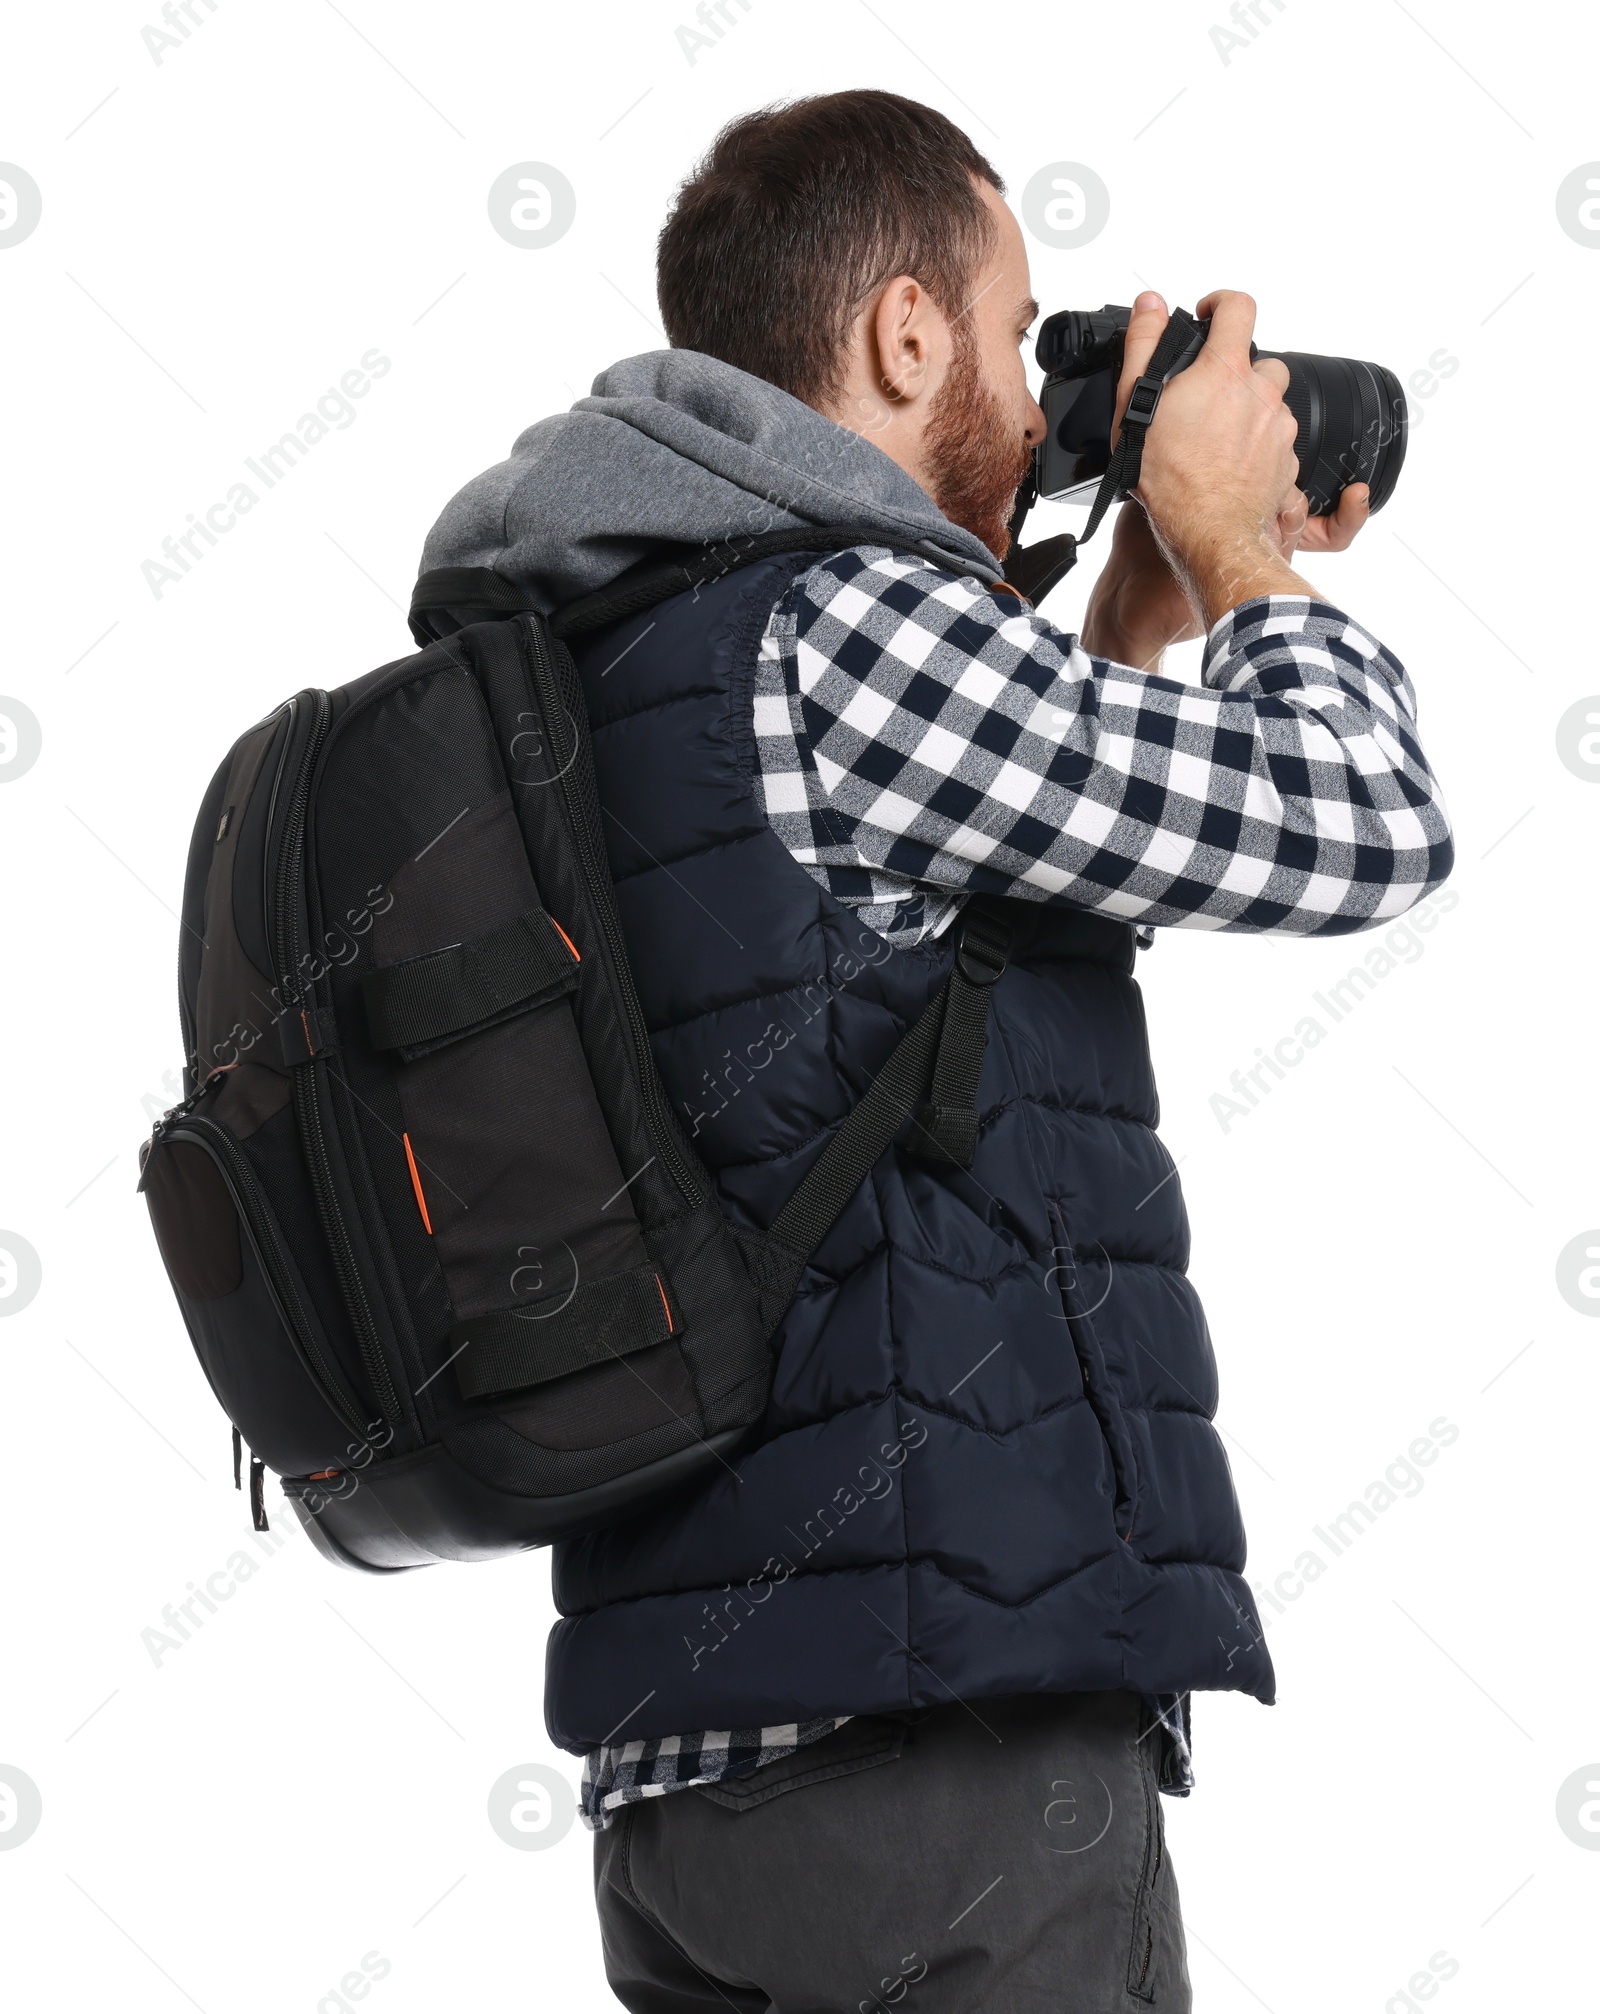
[870,276,943,405]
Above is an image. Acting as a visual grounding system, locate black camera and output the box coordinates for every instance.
[1034,305,1408,517]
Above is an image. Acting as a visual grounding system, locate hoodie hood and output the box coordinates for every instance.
[419,348,1003,613]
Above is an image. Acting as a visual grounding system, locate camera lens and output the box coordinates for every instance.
[1033,309,1409,518]
[1261,351,1408,515]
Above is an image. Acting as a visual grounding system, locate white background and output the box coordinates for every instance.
[2,0,1597,2007]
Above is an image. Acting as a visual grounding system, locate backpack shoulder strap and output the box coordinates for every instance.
[736,896,1012,1335]
[548,525,967,639]
[408,525,977,648]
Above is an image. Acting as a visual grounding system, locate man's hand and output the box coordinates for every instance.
[1081,477,1372,671]
[1080,500,1200,671]
[1102,290,1368,634]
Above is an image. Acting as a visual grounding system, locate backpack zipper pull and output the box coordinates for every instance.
[146,1069,229,1151]
[232,1425,243,1491]
[248,1453,269,1531]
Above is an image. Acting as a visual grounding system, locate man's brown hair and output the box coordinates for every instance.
[656,91,1003,407]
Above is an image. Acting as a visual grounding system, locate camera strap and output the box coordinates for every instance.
[1003,307,1206,607]
[1080,306,1206,542]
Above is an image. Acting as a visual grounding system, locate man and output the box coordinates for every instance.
[422,90,1450,2012]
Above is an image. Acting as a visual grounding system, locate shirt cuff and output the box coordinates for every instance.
[1200,594,1388,693]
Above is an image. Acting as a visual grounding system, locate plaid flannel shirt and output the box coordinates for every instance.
[753,544,1451,947]
[580,543,1450,1829]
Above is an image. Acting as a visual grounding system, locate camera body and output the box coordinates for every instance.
[1034,305,1408,517]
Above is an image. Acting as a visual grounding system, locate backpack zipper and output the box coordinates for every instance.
[157,1113,372,1446]
[272,688,403,1430]
[518,618,709,1213]
[258,696,298,977]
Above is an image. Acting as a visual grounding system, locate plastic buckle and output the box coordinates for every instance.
[1122,375,1164,430]
[956,914,1011,987]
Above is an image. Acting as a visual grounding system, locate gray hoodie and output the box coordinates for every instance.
[419,348,1002,611]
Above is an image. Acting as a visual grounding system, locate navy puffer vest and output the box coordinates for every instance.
[544,553,1272,1751]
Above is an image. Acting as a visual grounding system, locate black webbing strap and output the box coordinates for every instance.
[450,1264,674,1400]
[736,988,949,1333]
[1003,306,1208,601]
[1078,307,1206,545]
[906,902,1011,1167]
[361,909,578,1059]
[736,904,1014,1331]
[765,988,948,1257]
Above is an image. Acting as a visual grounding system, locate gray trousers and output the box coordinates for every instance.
[593,1691,1191,2013]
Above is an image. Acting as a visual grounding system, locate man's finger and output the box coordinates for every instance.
[1298,482,1371,552]
[1194,289,1258,364]
[1114,290,1168,435]
[1252,356,1290,400]
[1331,481,1371,547]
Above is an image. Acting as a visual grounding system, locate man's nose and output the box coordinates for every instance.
[1024,395,1047,449]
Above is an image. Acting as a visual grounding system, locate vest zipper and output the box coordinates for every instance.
[1049,1208,1139,1542]
[272,688,403,1430]
[157,1112,372,1446]
[518,617,709,1213]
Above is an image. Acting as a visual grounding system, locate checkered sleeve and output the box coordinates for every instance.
[754,544,1453,940]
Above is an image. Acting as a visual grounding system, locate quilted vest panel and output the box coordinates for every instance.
[543,553,1272,1751]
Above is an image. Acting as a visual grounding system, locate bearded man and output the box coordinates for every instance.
[420,88,1451,2013]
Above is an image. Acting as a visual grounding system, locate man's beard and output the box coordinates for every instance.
[922,327,1035,562]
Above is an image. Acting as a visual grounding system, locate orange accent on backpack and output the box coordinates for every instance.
[403,1133,433,1235]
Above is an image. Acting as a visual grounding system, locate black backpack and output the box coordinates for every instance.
[140,528,1011,1571]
